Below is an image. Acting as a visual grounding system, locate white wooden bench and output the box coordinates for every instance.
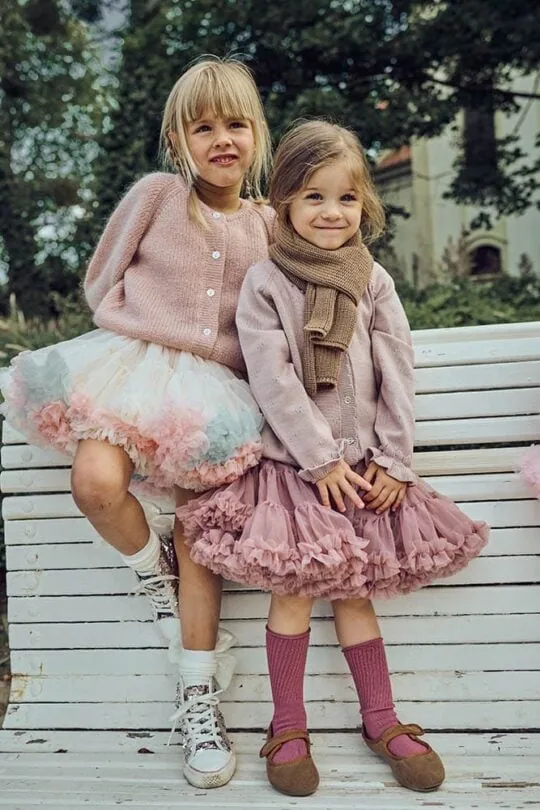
[1,321,539,809]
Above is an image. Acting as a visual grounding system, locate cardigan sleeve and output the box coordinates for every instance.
[84,173,172,312]
[237,268,343,482]
[366,266,417,483]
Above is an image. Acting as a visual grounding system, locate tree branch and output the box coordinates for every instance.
[424,73,540,101]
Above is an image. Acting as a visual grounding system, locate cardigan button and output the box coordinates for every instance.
[207,288,216,297]
[203,328,212,336]
[212,250,221,259]
[212,212,221,219]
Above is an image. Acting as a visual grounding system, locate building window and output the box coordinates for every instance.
[470,245,502,276]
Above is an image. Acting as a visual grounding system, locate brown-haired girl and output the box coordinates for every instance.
[178,120,488,796]
[0,56,274,789]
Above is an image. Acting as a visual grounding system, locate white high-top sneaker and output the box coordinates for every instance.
[134,534,179,642]
[169,677,236,789]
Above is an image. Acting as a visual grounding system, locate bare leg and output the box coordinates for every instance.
[268,593,314,635]
[332,597,381,647]
[174,486,222,650]
[71,439,149,555]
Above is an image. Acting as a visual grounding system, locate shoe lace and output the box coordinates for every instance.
[133,573,177,614]
[168,687,225,748]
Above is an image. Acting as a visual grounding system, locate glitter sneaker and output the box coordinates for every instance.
[134,533,179,642]
[169,677,236,789]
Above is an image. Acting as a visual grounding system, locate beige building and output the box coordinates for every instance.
[375,74,540,286]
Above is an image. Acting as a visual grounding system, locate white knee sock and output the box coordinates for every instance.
[179,649,217,687]
[120,529,160,575]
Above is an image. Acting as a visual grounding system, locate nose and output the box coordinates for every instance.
[213,124,233,148]
[321,204,342,221]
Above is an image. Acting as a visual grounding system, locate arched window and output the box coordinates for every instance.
[470,245,502,276]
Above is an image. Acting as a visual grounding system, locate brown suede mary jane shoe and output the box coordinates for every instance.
[260,728,320,797]
[363,723,445,792]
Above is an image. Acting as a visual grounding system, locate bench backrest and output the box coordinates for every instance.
[2,321,539,733]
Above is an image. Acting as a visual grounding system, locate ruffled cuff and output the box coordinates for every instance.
[365,446,416,484]
[299,454,343,483]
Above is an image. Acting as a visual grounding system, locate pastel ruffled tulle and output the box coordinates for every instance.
[519,445,540,498]
[0,329,263,494]
[177,460,489,599]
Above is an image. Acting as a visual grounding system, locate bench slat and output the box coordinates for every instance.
[3,414,538,455]
[1,729,538,755]
[1,447,525,487]
[413,335,540,367]
[4,699,539,731]
[4,494,538,526]
[5,524,535,560]
[7,554,538,602]
[10,670,539,705]
[0,469,531,503]
[8,613,539,650]
[8,584,540,624]
[415,359,540,393]
[12,643,540,677]
[416,388,539,420]
[416,414,540,445]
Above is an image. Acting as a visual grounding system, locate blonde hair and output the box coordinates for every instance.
[269,120,385,244]
[160,56,271,224]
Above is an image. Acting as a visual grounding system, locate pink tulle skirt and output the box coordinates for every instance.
[177,459,489,600]
[0,329,263,495]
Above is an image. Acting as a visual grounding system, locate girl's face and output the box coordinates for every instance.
[288,161,363,250]
[185,113,255,188]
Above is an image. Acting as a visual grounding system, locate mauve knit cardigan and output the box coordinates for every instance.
[84,172,274,373]
[236,259,417,484]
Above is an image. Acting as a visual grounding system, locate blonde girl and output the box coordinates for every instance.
[0,57,274,790]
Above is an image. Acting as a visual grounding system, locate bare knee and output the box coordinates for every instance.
[71,443,131,519]
[269,593,314,635]
[332,596,372,616]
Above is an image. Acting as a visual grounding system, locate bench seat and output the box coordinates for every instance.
[1,320,539,808]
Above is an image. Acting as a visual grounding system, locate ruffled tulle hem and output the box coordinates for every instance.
[177,460,489,599]
[0,330,263,494]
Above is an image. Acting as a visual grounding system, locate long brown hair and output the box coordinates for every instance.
[269,120,385,244]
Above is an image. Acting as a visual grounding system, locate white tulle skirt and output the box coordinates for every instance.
[0,329,263,495]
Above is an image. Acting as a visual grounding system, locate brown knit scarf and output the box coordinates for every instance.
[269,221,373,397]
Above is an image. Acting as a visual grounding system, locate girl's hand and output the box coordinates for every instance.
[316,460,372,513]
[363,462,407,514]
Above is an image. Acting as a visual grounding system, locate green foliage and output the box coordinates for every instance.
[1,0,539,317]
[397,270,540,329]
[0,0,111,317]
[0,294,93,364]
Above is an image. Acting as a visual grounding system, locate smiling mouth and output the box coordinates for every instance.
[210,155,238,165]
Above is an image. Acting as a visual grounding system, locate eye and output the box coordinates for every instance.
[229,120,249,129]
[305,192,322,201]
[193,123,211,133]
[342,193,357,202]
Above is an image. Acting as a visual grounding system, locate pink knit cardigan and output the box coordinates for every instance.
[236,259,417,483]
[84,172,274,372]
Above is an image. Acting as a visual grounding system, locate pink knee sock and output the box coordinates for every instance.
[266,627,310,764]
[343,637,426,758]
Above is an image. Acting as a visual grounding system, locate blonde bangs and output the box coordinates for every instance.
[181,65,260,124]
